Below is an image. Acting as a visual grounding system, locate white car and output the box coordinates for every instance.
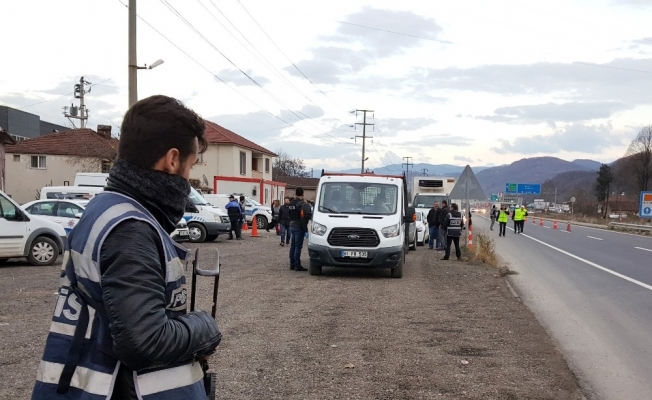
[415,210,429,246]
[23,199,190,242]
[1,190,67,266]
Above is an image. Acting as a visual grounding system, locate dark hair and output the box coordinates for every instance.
[296,187,304,196]
[239,195,245,201]
[451,203,458,210]
[119,95,207,168]
[442,200,448,206]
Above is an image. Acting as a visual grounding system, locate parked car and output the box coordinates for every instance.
[23,199,191,243]
[0,190,67,266]
[415,210,429,246]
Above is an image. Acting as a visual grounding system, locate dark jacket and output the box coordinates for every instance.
[426,208,441,227]
[438,205,449,227]
[278,204,291,225]
[103,180,221,399]
[442,209,465,237]
[225,199,243,217]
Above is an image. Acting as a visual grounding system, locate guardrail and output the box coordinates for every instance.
[609,222,652,232]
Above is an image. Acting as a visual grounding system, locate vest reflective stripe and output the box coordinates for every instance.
[32,192,203,400]
[498,211,509,223]
[514,209,524,221]
[446,213,462,236]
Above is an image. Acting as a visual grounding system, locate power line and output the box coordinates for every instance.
[333,20,454,44]
[236,0,355,114]
[116,0,350,147]
[573,61,652,74]
[160,0,352,144]
[17,77,115,110]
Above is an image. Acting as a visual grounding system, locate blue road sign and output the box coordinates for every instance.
[505,183,541,194]
[640,191,652,218]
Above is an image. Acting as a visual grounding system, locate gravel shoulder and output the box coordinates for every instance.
[0,232,584,399]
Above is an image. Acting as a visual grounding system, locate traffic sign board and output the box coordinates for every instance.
[640,191,652,218]
[505,183,541,194]
[490,194,499,201]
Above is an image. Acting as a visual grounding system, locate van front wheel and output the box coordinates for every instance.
[188,223,207,243]
[256,215,268,230]
[28,236,59,266]
[309,260,322,275]
[391,258,403,278]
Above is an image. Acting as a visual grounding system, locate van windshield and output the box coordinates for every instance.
[413,195,447,208]
[189,188,210,206]
[318,182,398,215]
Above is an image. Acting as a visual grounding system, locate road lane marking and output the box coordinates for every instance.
[634,247,652,253]
[521,233,652,292]
[544,226,550,229]
[587,236,603,240]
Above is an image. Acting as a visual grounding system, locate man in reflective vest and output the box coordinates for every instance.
[32,95,222,399]
[513,205,525,234]
[498,205,509,237]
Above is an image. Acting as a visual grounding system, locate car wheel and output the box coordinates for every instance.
[188,223,207,243]
[205,234,219,242]
[256,215,268,230]
[309,260,322,275]
[27,236,59,266]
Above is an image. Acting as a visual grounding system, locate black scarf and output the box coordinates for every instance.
[106,158,190,233]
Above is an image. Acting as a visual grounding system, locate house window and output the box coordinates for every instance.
[13,155,20,162]
[101,160,112,173]
[30,155,46,169]
[265,158,270,173]
[239,151,246,175]
[265,188,269,204]
[252,158,259,171]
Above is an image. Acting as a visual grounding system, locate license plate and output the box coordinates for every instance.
[341,251,368,258]
[179,231,189,236]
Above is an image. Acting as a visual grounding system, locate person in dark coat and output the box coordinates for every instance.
[441,203,465,261]
[426,201,440,250]
[438,200,449,251]
[277,197,291,246]
[226,194,243,240]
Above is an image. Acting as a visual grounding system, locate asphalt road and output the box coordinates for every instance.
[473,215,652,400]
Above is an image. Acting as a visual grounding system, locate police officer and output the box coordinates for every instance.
[226,194,243,240]
[441,202,464,260]
[288,187,312,271]
[31,95,222,399]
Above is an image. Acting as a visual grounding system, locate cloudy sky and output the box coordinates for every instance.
[3,0,652,172]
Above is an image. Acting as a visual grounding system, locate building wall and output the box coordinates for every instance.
[0,144,5,192]
[285,187,317,202]
[5,154,102,204]
[40,121,70,136]
[190,145,219,187]
[0,107,40,139]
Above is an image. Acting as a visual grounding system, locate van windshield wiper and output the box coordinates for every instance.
[319,206,338,213]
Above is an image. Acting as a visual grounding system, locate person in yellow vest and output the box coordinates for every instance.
[513,205,524,234]
[518,205,528,233]
[498,205,509,237]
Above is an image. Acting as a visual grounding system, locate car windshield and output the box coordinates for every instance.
[318,182,398,215]
[247,197,262,206]
[413,195,447,208]
[189,187,210,206]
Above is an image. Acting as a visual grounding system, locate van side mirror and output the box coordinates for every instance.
[74,213,83,219]
[403,206,416,223]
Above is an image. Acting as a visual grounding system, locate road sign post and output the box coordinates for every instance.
[640,191,652,219]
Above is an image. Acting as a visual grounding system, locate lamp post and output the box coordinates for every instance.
[128,0,165,107]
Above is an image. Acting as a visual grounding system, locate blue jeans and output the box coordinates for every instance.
[439,227,447,250]
[289,225,305,268]
[280,223,290,244]
[428,226,439,249]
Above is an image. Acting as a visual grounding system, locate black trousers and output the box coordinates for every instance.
[499,222,506,236]
[445,236,461,259]
[229,215,242,239]
[518,220,525,233]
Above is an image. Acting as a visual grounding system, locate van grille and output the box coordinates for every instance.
[327,228,380,248]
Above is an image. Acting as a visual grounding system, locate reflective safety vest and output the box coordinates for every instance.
[32,192,205,400]
[498,210,509,223]
[514,208,524,221]
[446,212,463,237]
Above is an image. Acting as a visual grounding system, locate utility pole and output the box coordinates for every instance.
[128,0,138,107]
[402,156,413,194]
[420,168,428,176]
[354,109,374,174]
[63,76,91,129]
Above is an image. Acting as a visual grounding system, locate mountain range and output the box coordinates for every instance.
[333,157,603,197]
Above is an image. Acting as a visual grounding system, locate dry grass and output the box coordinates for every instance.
[470,231,517,277]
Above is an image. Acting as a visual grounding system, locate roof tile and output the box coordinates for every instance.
[5,129,118,159]
[204,120,276,156]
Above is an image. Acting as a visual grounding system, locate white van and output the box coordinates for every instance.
[307,172,415,278]
[0,190,67,266]
[74,172,109,187]
[186,188,231,242]
[203,194,273,230]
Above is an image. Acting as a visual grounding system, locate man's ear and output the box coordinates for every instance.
[153,148,181,174]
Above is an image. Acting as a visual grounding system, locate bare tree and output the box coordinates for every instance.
[626,126,652,193]
[272,149,311,180]
[595,164,613,218]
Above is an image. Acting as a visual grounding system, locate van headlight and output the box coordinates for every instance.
[381,223,399,238]
[311,221,327,236]
[212,213,221,222]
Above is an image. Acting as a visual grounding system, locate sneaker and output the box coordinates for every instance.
[280,242,284,247]
[295,266,307,271]
[290,266,295,270]
[440,257,449,260]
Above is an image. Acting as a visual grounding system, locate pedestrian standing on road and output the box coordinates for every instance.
[278,197,291,246]
[498,205,509,237]
[226,194,243,240]
[490,205,497,230]
[31,95,222,399]
[269,199,281,233]
[519,205,528,233]
[438,200,449,252]
[513,205,524,234]
[239,195,246,229]
[288,187,312,271]
[426,202,440,250]
[441,203,464,260]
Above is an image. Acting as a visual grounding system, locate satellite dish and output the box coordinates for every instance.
[202,174,209,187]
